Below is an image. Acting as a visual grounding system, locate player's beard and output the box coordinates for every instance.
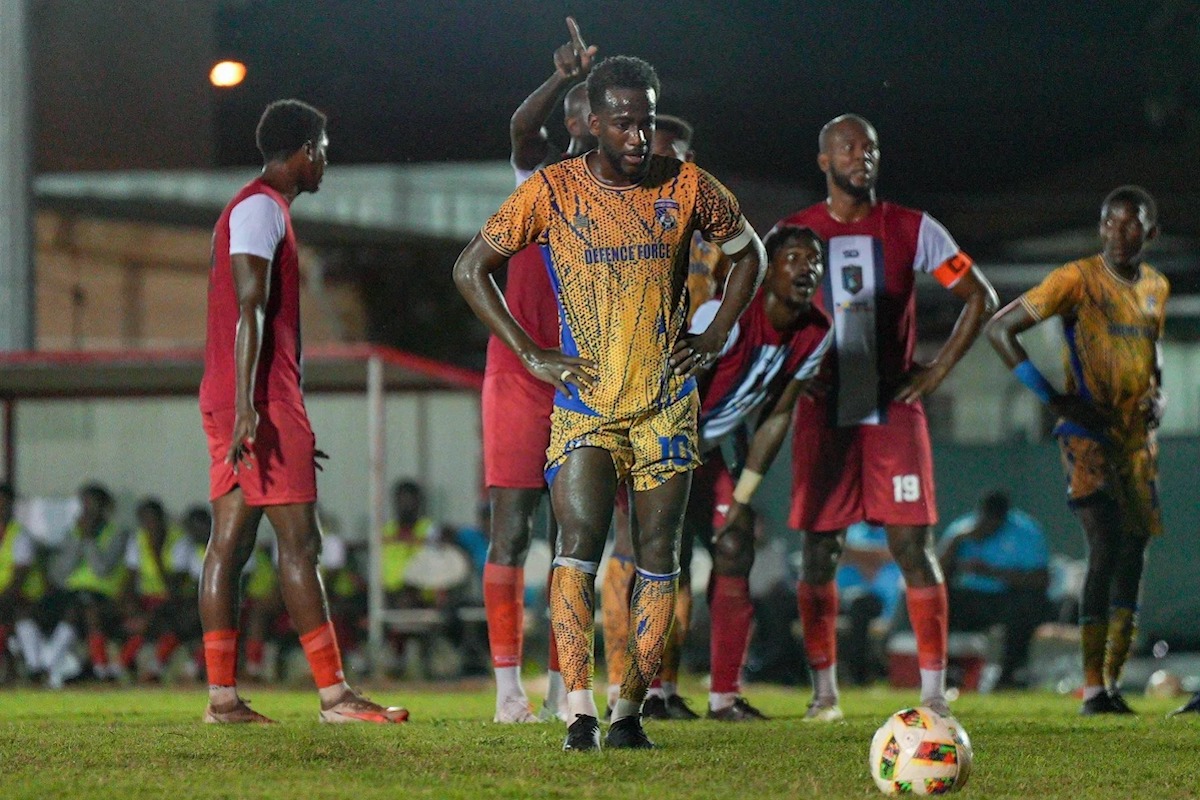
[830,166,875,201]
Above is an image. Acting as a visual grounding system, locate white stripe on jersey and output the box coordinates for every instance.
[827,235,882,426]
[796,329,833,382]
[699,344,792,447]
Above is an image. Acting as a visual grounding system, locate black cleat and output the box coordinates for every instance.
[664,694,701,720]
[707,696,770,722]
[605,715,655,749]
[562,714,601,752]
[641,695,670,719]
[1168,691,1200,718]
[1106,690,1136,714]
[1080,692,1121,715]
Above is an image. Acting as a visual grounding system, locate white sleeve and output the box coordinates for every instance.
[124,536,141,570]
[688,299,739,358]
[793,329,834,381]
[512,160,537,188]
[914,213,962,274]
[229,194,287,260]
[10,530,35,567]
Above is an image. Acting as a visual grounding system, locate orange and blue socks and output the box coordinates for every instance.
[549,558,599,719]
[613,568,678,723]
[1104,605,1137,691]
[601,554,635,694]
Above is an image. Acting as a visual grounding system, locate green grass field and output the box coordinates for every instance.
[1,684,1197,799]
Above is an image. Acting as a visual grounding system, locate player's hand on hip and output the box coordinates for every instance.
[225,408,259,474]
[523,348,598,397]
[894,361,948,403]
[671,330,723,379]
[1049,395,1111,438]
[553,17,597,79]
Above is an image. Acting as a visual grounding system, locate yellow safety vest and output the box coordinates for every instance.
[381,518,433,592]
[65,522,127,598]
[244,548,277,600]
[0,520,45,600]
[134,525,185,599]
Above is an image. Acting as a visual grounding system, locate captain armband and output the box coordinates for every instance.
[931,251,973,288]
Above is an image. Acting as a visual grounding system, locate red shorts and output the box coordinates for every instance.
[789,398,937,531]
[481,369,554,489]
[202,401,317,506]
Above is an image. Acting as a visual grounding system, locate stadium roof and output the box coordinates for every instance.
[0,344,482,400]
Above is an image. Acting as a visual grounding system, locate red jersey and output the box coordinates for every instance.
[693,292,831,447]
[484,245,560,375]
[775,202,971,427]
[200,178,304,412]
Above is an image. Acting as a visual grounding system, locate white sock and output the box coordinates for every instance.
[646,685,665,699]
[494,666,523,700]
[41,622,75,671]
[209,685,239,707]
[662,680,678,697]
[15,620,44,671]
[1082,685,1105,701]
[566,688,598,719]
[813,665,839,704]
[920,668,946,704]
[545,670,566,708]
[317,681,352,707]
[709,691,737,711]
[610,698,641,724]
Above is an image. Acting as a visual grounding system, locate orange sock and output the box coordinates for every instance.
[120,635,144,668]
[299,620,345,689]
[549,563,597,693]
[483,563,524,669]
[246,638,265,669]
[601,555,635,686]
[547,564,561,672]
[906,584,948,671]
[88,633,109,668]
[659,587,691,685]
[203,629,238,686]
[620,570,678,703]
[155,632,181,664]
[797,581,838,670]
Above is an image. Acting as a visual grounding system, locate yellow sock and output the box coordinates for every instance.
[601,556,635,690]
[549,563,597,694]
[619,570,678,703]
[1080,621,1107,689]
[1103,606,1137,690]
[658,585,692,686]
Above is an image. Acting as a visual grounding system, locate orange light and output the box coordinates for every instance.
[210,60,247,88]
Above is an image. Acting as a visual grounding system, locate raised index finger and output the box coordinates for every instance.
[565,16,585,51]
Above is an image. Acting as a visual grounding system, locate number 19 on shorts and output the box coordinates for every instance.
[892,474,921,502]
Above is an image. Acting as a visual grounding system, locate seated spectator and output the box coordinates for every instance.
[45,483,131,680]
[382,479,441,609]
[939,490,1051,689]
[0,483,48,680]
[836,522,903,685]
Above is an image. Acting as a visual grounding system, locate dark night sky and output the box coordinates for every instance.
[213,1,1188,196]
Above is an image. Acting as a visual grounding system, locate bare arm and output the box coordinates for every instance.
[897,265,998,402]
[227,253,271,472]
[670,230,766,378]
[453,234,595,395]
[510,17,596,171]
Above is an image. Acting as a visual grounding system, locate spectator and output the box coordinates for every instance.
[1,483,47,680]
[939,490,1051,689]
[382,480,441,609]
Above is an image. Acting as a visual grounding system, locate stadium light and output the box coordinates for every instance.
[209,60,246,88]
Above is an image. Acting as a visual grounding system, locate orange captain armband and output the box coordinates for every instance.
[932,251,973,288]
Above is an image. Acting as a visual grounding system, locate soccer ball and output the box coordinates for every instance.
[868,707,973,795]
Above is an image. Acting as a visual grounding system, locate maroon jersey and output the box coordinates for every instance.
[200,178,303,412]
[776,202,971,427]
[693,292,831,447]
[484,244,560,375]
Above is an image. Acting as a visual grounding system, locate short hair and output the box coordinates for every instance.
[1102,185,1157,225]
[655,115,694,145]
[563,83,590,122]
[818,113,877,152]
[586,56,661,113]
[136,497,165,519]
[763,225,823,263]
[393,479,423,497]
[79,482,114,510]
[0,482,13,502]
[980,490,1010,520]
[255,99,327,163]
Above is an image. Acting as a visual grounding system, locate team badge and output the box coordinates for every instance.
[842,265,864,294]
[573,213,591,229]
[654,198,679,230]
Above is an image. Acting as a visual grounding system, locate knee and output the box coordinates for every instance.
[803,537,843,583]
[636,529,679,576]
[487,500,533,567]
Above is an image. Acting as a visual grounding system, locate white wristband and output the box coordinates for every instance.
[731,468,763,505]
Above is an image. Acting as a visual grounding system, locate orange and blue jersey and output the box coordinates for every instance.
[1020,254,1169,445]
[480,154,747,421]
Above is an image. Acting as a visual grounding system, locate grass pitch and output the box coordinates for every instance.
[1,684,1197,799]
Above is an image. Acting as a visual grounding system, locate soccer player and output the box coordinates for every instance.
[986,185,1168,715]
[483,16,596,724]
[778,114,998,721]
[199,99,406,724]
[455,56,765,751]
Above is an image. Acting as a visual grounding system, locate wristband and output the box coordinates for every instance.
[732,468,763,505]
[1013,359,1055,404]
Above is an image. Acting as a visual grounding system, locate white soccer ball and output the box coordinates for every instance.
[868,706,973,795]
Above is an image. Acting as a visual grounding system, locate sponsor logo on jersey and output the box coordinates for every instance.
[841,265,864,294]
[654,198,679,231]
[584,243,671,264]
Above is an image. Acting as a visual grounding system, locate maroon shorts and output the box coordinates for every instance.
[202,401,317,506]
[788,398,937,531]
[481,369,554,489]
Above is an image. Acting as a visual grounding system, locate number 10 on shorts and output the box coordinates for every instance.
[892,474,921,502]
